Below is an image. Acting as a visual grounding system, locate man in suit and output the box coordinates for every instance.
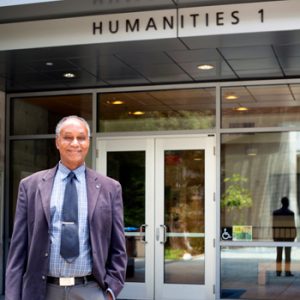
[6,115,127,300]
[272,196,297,277]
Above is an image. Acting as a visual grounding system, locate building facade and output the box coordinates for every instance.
[1,1,300,300]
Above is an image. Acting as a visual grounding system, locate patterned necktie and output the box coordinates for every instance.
[60,171,79,263]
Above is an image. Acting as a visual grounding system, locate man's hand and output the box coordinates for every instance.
[106,291,113,300]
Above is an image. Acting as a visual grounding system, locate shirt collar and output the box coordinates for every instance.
[58,161,86,181]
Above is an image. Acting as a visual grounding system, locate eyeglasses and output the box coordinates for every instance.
[60,136,89,144]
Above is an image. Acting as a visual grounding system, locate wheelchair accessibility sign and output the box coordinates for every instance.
[221,227,233,241]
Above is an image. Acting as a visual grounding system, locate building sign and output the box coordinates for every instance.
[221,227,233,241]
[179,0,300,37]
[0,9,176,50]
[91,9,177,41]
[0,0,300,50]
[232,225,253,241]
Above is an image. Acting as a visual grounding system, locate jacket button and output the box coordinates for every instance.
[45,252,49,257]
[42,275,46,280]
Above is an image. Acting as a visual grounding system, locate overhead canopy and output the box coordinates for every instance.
[0,0,299,93]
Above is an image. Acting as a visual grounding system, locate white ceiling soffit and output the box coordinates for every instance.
[0,0,62,7]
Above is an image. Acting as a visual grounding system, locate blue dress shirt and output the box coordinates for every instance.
[48,162,92,277]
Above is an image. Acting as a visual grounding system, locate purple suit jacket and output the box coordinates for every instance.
[5,165,127,300]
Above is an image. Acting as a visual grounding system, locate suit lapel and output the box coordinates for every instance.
[86,168,102,222]
[39,166,57,226]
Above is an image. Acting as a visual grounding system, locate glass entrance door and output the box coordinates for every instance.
[154,137,215,300]
[96,136,215,300]
[97,138,154,300]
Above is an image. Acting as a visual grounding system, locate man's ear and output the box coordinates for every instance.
[55,138,59,150]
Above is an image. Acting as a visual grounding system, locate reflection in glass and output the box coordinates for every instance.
[107,151,146,283]
[222,84,300,128]
[98,88,215,132]
[221,246,300,299]
[0,92,4,293]
[10,139,59,232]
[10,139,92,234]
[11,94,92,135]
[221,132,300,241]
[164,149,205,284]
[272,197,297,276]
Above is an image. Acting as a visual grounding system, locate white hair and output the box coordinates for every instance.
[55,115,91,137]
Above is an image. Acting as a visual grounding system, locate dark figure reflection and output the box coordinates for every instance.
[272,197,297,277]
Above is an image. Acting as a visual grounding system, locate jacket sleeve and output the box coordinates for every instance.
[104,182,127,296]
[5,181,28,300]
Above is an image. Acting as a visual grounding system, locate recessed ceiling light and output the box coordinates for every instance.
[197,64,214,70]
[129,111,145,116]
[45,61,53,67]
[235,106,248,111]
[111,100,124,105]
[63,72,76,78]
[225,94,238,100]
[246,147,257,156]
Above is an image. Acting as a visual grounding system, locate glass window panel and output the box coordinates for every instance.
[10,139,92,234]
[0,92,4,293]
[10,94,92,135]
[0,93,4,171]
[164,149,205,284]
[222,84,300,128]
[107,151,146,283]
[97,88,215,132]
[10,139,58,233]
[221,246,300,299]
[221,132,300,242]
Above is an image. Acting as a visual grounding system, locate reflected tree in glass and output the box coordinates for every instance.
[164,150,205,284]
[221,173,253,225]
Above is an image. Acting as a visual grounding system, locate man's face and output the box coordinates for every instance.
[55,118,90,170]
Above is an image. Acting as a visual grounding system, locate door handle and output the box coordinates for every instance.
[139,224,148,244]
[160,224,167,244]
